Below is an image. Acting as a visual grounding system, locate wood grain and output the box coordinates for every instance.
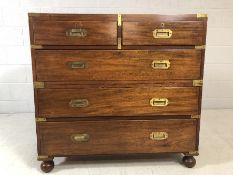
[38,87,199,117]
[123,21,204,46]
[29,13,117,21]
[44,80,196,89]
[38,119,197,156]
[32,21,117,45]
[122,14,206,22]
[35,50,202,81]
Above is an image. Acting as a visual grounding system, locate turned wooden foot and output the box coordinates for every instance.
[40,160,54,173]
[182,156,196,168]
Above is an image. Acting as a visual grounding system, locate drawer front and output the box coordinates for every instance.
[32,21,117,45]
[38,119,197,156]
[123,21,204,46]
[38,87,199,117]
[35,50,202,81]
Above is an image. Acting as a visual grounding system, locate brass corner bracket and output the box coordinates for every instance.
[193,80,203,87]
[197,13,208,18]
[117,14,122,50]
[191,115,201,119]
[33,81,45,89]
[37,155,53,161]
[36,117,47,122]
[195,45,206,50]
[37,155,48,161]
[28,13,40,17]
[31,44,43,49]
[118,14,122,26]
[118,38,122,49]
[186,151,199,156]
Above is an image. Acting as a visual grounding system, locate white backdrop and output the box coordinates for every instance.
[0,0,233,113]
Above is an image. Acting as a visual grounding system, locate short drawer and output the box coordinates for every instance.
[38,87,199,117]
[35,50,202,81]
[123,21,204,46]
[31,21,117,45]
[38,119,197,156]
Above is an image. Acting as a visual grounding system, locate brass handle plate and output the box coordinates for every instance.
[152,60,170,69]
[67,61,86,69]
[150,132,168,140]
[69,99,89,108]
[66,28,87,37]
[150,98,169,107]
[153,29,172,38]
[71,133,90,142]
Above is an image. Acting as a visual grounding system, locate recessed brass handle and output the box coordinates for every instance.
[67,61,86,69]
[153,29,172,38]
[69,99,89,108]
[71,133,90,142]
[152,60,170,69]
[66,28,87,37]
[150,98,169,107]
[150,132,168,140]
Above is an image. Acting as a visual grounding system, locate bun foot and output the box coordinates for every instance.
[182,156,196,168]
[41,160,54,173]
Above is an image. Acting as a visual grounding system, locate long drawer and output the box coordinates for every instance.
[37,87,199,117]
[34,50,202,81]
[38,119,197,156]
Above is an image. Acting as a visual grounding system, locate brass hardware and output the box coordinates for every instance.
[193,80,203,87]
[37,155,53,161]
[28,13,40,17]
[117,14,122,49]
[66,28,87,37]
[197,13,208,18]
[71,133,90,142]
[191,115,200,119]
[37,155,48,161]
[150,98,169,107]
[69,99,89,108]
[31,45,43,49]
[36,117,46,122]
[184,151,199,156]
[118,14,122,26]
[150,132,168,141]
[33,81,44,89]
[161,22,165,27]
[152,60,170,69]
[153,29,172,38]
[118,38,122,49]
[67,61,87,69]
[195,45,206,50]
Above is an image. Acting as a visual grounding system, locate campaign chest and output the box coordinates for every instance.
[29,13,207,173]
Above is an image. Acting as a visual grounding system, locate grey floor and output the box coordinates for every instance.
[0,110,233,175]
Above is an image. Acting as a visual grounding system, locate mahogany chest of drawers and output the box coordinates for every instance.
[29,13,207,173]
